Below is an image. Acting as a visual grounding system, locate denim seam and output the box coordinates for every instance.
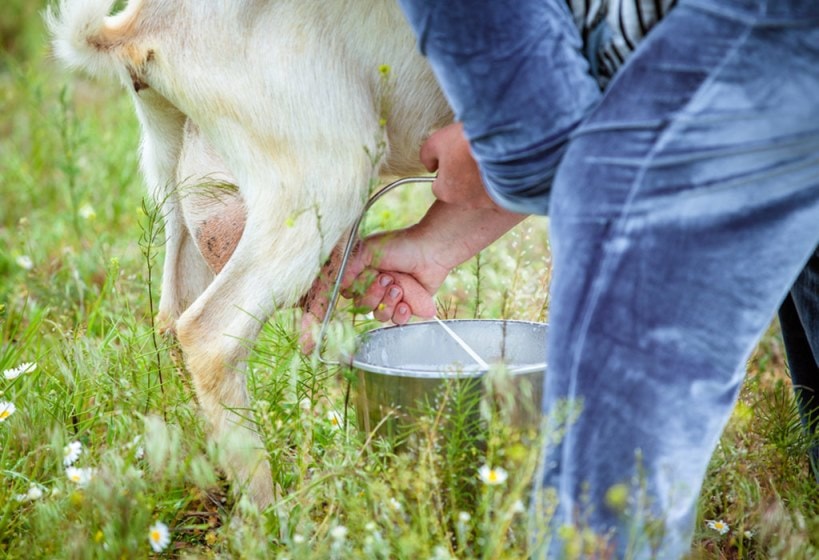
[593,135,819,168]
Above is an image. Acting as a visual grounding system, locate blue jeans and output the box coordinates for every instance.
[779,246,819,482]
[545,1,819,557]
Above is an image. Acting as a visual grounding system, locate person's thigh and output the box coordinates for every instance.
[542,1,819,557]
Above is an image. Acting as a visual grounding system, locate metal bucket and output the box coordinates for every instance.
[315,177,547,444]
[349,319,547,442]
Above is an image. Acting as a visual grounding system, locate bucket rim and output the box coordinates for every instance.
[349,319,548,378]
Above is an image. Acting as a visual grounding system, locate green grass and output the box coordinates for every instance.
[1,4,818,558]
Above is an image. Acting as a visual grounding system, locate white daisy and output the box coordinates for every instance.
[148,521,171,553]
[330,525,348,542]
[0,401,16,422]
[706,519,730,535]
[327,410,343,429]
[66,466,93,487]
[478,464,508,486]
[126,435,145,459]
[431,545,453,560]
[292,533,306,545]
[26,484,44,501]
[511,499,526,514]
[63,440,82,466]
[16,255,33,270]
[4,362,36,380]
[78,203,97,220]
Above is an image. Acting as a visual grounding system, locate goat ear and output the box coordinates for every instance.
[46,0,142,80]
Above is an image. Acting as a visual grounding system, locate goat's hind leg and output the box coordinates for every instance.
[174,200,331,508]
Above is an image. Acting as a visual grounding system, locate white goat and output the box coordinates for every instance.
[48,0,451,507]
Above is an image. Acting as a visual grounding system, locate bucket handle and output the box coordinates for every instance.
[314,176,435,366]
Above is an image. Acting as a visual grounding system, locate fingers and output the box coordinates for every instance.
[391,271,436,318]
[344,269,436,324]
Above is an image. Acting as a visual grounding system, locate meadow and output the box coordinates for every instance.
[1,3,818,558]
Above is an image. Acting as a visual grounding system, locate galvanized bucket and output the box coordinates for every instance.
[316,177,547,442]
[351,319,546,441]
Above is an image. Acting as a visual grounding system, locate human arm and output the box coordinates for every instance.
[298,198,524,351]
[339,199,526,323]
[397,0,601,214]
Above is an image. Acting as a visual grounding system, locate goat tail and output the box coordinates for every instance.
[46,0,140,79]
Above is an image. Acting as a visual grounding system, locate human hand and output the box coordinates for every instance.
[339,230,446,322]
[298,229,445,353]
[422,122,496,210]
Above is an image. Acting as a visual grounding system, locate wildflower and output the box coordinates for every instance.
[78,203,96,220]
[299,398,312,412]
[365,522,377,532]
[330,525,348,542]
[511,499,526,514]
[4,362,36,380]
[66,466,93,487]
[16,255,33,270]
[478,464,508,486]
[744,530,754,539]
[431,545,452,560]
[292,533,306,545]
[0,401,16,422]
[148,521,170,553]
[126,435,145,459]
[457,511,471,524]
[327,410,343,429]
[63,441,82,466]
[26,484,44,501]
[13,484,41,503]
[706,519,730,535]
[388,497,403,511]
